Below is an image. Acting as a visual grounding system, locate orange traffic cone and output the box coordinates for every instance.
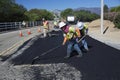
[38,27,41,32]
[27,29,31,35]
[19,31,23,37]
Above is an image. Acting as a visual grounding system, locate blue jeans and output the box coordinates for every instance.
[76,37,89,51]
[67,41,82,57]
[82,39,89,50]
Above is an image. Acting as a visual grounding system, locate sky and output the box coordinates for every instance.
[16,0,120,11]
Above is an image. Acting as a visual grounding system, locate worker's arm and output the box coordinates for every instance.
[62,37,67,45]
[76,28,81,37]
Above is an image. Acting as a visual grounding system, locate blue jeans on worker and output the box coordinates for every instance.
[82,39,89,51]
[67,40,82,57]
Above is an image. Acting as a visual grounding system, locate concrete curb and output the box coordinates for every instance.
[88,33,120,50]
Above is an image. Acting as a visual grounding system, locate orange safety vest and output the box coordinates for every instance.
[43,21,48,29]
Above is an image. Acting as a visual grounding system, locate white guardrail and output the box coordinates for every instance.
[0,21,42,32]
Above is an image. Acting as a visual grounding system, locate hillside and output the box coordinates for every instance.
[74,7,101,15]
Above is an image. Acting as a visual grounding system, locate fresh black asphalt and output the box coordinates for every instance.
[2,30,120,80]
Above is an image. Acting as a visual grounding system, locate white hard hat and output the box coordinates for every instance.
[77,22,84,30]
[59,22,66,28]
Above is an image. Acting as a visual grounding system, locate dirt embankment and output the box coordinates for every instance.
[89,19,114,28]
[86,19,120,50]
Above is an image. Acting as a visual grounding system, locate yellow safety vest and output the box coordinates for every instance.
[84,24,88,29]
[54,21,57,26]
[66,27,78,40]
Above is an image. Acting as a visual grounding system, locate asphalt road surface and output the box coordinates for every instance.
[0,30,120,80]
[0,27,42,54]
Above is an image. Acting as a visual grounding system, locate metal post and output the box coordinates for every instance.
[32,21,34,27]
[15,22,16,29]
[19,22,21,30]
[101,0,104,34]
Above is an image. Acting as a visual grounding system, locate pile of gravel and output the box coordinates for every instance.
[0,63,82,80]
[88,19,115,28]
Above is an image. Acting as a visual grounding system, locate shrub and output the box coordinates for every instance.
[104,12,117,21]
[113,13,120,29]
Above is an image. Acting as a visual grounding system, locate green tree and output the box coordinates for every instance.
[60,8,74,19]
[10,4,27,21]
[26,9,42,21]
[74,10,99,22]
[104,4,109,13]
[40,9,54,20]
[0,0,27,22]
[25,9,54,21]
[110,6,120,12]
[0,0,13,21]
[113,13,120,29]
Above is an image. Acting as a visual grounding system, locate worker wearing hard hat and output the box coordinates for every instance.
[59,21,83,58]
[53,20,58,28]
[42,18,49,37]
[76,19,89,51]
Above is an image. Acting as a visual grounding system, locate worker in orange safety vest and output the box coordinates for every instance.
[42,18,49,37]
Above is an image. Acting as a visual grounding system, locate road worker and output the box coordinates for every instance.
[59,21,83,58]
[53,20,58,28]
[22,21,26,28]
[76,19,89,51]
[42,18,49,37]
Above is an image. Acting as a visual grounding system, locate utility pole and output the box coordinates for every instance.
[101,0,104,34]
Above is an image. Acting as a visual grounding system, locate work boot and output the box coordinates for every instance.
[85,48,89,51]
[48,33,51,37]
[76,53,82,57]
[64,56,70,59]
